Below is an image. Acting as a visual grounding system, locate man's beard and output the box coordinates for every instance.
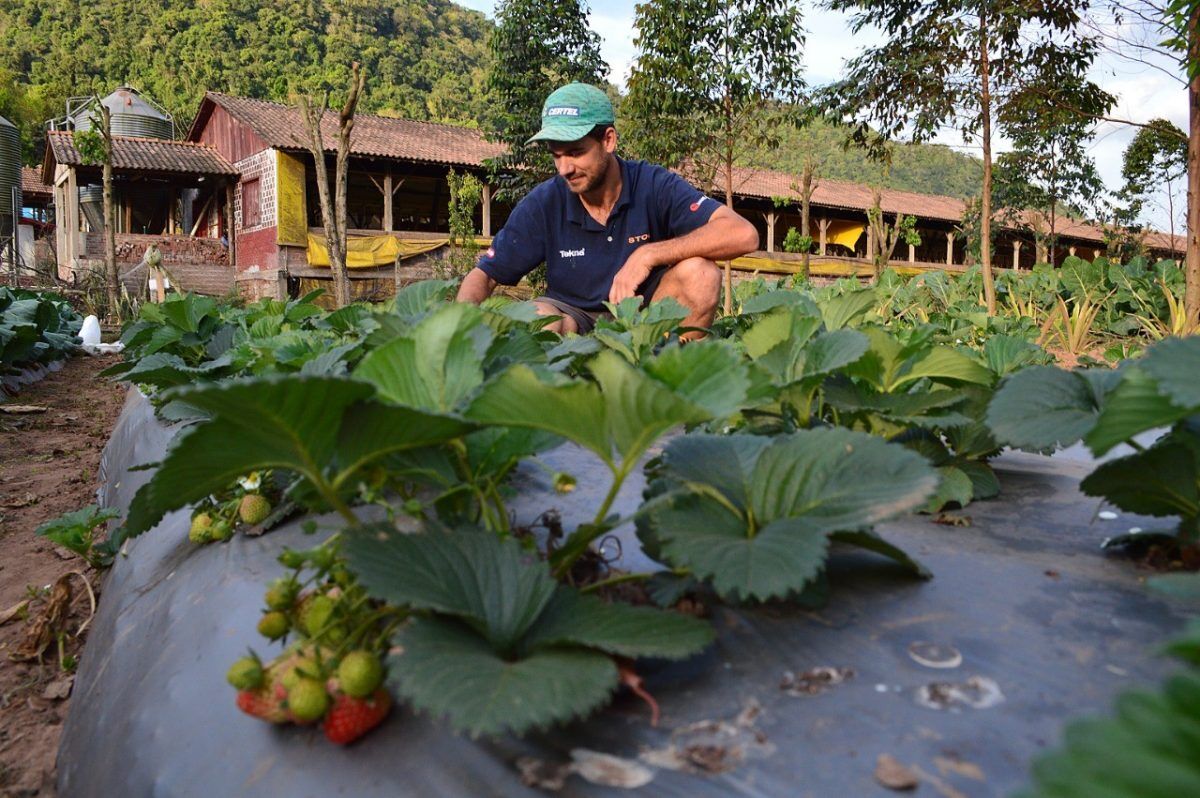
[569,156,610,194]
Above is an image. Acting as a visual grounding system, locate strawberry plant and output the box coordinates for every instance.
[988,335,1200,543]
[636,430,936,601]
[0,287,82,375]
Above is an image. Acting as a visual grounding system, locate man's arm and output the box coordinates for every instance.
[456,267,498,304]
[609,205,759,303]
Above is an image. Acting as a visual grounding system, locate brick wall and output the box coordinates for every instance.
[81,232,234,295]
[236,226,279,272]
[235,149,276,234]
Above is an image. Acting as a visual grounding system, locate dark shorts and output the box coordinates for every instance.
[536,266,669,334]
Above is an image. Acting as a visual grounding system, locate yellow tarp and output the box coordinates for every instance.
[276,152,308,247]
[306,234,494,268]
[730,255,940,279]
[826,220,866,250]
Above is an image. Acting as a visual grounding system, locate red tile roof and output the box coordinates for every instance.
[718,165,1185,254]
[20,166,51,198]
[195,92,507,168]
[45,131,238,177]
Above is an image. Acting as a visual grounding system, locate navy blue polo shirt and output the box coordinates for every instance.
[477,158,719,311]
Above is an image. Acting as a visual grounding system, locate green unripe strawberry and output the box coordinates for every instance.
[226,656,264,690]
[310,546,338,572]
[278,549,306,569]
[279,657,321,690]
[338,651,384,699]
[299,594,336,637]
[264,578,299,611]
[257,611,289,640]
[210,520,233,542]
[188,512,213,544]
[239,494,272,525]
[287,677,330,723]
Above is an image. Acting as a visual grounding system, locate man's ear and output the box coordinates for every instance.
[603,126,618,154]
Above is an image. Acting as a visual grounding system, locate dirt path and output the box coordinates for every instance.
[0,354,126,798]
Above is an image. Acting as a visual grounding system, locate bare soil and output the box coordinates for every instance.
[0,354,125,798]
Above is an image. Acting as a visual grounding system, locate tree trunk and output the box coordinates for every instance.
[979,9,997,314]
[98,104,119,319]
[299,63,365,308]
[800,161,814,279]
[722,90,734,315]
[1187,5,1200,324]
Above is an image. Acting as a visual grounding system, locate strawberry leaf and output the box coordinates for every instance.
[390,617,616,739]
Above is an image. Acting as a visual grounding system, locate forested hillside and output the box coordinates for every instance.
[0,0,492,161]
[0,0,984,201]
[742,117,984,200]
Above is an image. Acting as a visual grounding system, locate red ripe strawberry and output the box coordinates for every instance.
[322,689,392,745]
[236,687,290,724]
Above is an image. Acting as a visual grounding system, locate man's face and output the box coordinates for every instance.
[547,128,616,194]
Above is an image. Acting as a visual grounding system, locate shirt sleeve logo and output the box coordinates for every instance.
[689,196,708,212]
[486,247,495,258]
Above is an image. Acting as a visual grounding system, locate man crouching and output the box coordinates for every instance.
[456,82,759,339]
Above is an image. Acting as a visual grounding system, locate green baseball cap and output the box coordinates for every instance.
[527,83,614,144]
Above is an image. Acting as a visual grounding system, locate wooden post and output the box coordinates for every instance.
[908,242,916,263]
[124,197,133,234]
[866,222,874,262]
[1012,240,1022,270]
[482,184,492,236]
[818,217,829,255]
[1093,248,1102,260]
[946,231,955,265]
[225,180,237,269]
[765,211,777,253]
[1068,246,1076,257]
[430,179,443,230]
[383,170,393,233]
[66,167,79,267]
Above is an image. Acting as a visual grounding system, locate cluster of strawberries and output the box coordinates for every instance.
[229,646,391,744]
[227,539,393,745]
[189,471,277,545]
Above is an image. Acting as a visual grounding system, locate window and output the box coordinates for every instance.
[242,178,261,229]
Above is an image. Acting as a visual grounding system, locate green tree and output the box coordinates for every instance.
[1161,0,1200,321]
[1121,118,1188,260]
[483,0,608,201]
[995,76,1109,266]
[824,0,1104,313]
[624,0,806,313]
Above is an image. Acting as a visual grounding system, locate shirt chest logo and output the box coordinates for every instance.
[559,248,585,258]
[628,233,650,244]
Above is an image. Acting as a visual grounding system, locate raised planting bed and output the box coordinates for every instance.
[58,387,1191,797]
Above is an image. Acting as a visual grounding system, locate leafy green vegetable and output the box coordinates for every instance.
[638,430,936,601]
[342,524,713,736]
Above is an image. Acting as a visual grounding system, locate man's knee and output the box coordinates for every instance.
[659,257,720,310]
[533,300,578,334]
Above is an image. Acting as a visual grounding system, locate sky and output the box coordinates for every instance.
[457,1,1189,232]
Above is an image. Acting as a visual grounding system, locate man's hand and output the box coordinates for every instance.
[609,245,660,304]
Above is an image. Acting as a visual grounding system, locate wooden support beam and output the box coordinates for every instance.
[764,211,777,253]
[384,171,393,232]
[1012,240,1022,271]
[189,192,215,237]
[481,184,492,236]
[430,178,443,230]
[946,231,955,265]
[66,167,79,266]
[1068,246,1076,257]
[818,217,829,255]
[1093,248,1102,260]
[908,241,916,263]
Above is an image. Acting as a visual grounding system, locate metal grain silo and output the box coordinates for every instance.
[73,87,174,233]
[71,87,173,139]
[0,114,20,252]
